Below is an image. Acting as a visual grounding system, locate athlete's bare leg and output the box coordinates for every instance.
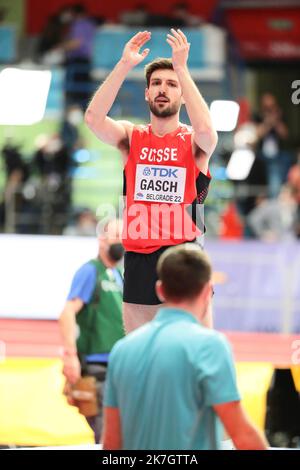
[123,299,213,334]
[123,302,161,334]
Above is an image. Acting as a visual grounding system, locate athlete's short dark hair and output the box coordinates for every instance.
[157,244,212,302]
[144,58,173,87]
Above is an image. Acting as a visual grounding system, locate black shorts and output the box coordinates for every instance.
[123,241,199,305]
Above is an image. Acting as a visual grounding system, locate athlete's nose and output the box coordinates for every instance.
[159,81,168,94]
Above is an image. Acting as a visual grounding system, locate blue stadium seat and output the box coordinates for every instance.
[92,28,207,70]
[0,26,17,62]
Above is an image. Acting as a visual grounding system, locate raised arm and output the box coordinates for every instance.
[166,29,218,169]
[85,31,151,147]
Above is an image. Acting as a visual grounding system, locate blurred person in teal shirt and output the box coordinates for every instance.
[102,244,268,450]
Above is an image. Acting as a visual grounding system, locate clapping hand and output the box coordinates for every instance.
[121,31,151,69]
[166,28,190,71]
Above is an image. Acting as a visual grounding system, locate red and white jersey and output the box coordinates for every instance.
[122,124,211,254]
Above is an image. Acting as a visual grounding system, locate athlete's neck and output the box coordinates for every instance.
[150,114,180,137]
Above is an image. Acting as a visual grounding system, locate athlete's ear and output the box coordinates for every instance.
[155,280,165,303]
[145,88,149,102]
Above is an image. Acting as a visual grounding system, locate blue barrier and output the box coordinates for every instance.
[46,68,65,115]
[0,26,17,62]
[92,28,207,70]
[206,240,300,333]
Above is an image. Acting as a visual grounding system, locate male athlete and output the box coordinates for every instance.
[85,30,218,332]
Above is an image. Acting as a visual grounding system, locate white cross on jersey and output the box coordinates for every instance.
[176,132,186,141]
[176,125,192,142]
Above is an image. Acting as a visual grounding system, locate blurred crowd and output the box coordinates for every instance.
[1,89,299,241]
[36,4,99,110]
[34,2,204,111]
[0,105,97,235]
[218,92,300,242]
[0,3,299,242]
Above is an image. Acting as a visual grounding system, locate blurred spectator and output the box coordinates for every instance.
[1,143,29,183]
[120,4,149,27]
[143,3,203,28]
[0,143,32,233]
[288,151,300,197]
[170,2,203,27]
[36,7,70,65]
[247,185,297,242]
[62,4,96,110]
[230,122,266,224]
[63,208,97,237]
[33,135,72,177]
[253,93,289,199]
[146,11,173,27]
[287,149,300,238]
[33,135,73,234]
[60,219,124,443]
[60,105,83,154]
[0,7,6,23]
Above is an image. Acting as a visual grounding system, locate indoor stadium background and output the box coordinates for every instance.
[0,0,300,449]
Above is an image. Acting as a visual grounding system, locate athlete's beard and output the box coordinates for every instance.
[148,99,181,118]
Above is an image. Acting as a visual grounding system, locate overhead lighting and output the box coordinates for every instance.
[226,149,255,180]
[73,149,91,164]
[234,123,257,147]
[0,68,51,125]
[210,100,240,132]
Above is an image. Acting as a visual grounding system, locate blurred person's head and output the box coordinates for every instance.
[254,193,267,207]
[34,134,49,151]
[59,5,75,24]
[76,209,97,236]
[171,2,202,26]
[172,2,188,18]
[45,134,63,154]
[66,105,83,126]
[70,4,88,18]
[156,244,213,323]
[98,218,124,267]
[133,3,147,13]
[145,58,184,118]
[260,93,279,113]
[2,143,27,180]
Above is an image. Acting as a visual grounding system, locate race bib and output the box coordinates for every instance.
[134,164,186,204]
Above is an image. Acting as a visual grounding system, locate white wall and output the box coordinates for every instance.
[0,235,97,319]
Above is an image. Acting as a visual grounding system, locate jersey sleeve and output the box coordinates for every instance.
[67,262,97,304]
